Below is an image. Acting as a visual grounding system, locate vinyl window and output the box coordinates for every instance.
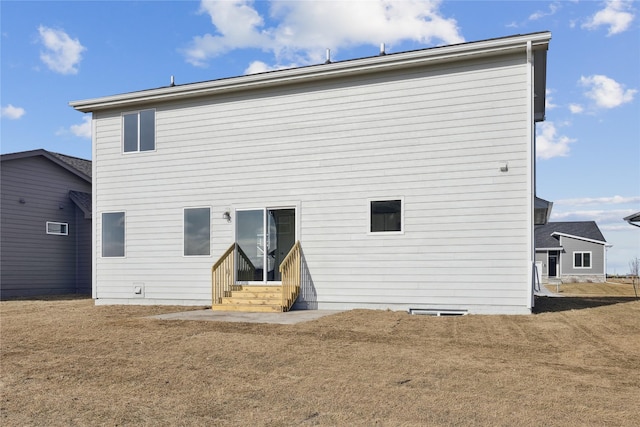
[123,109,155,153]
[184,207,211,256]
[573,251,592,269]
[369,199,403,233]
[46,221,68,235]
[102,212,125,257]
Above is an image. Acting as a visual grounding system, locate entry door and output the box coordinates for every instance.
[235,208,296,283]
[548,254,558,277]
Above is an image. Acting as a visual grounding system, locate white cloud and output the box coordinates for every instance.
[551,208,635,224]
[568,103,584,114]
[582,0,636,35]
[556,196,640,206]
[545,89,557,110]
[70,116,92,139]
[1,104,26,120]
[183,0,464,69]
[535,121,576,159]
[38,25,86,75]
[529,3,559,21]
[244,60,299,75]
[580,74,637,109]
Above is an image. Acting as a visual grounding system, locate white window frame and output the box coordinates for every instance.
[122,109,156,153]
[46,221,68,236]
[367,197,404,235]
[183,206,212,257]
[573,251,592,269]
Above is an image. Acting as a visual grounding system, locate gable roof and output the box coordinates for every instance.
[70,31,550,122]
[535,221,607,249]
[0,149,91,182]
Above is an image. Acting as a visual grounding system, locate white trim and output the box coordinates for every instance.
[573,251,592,269]
[92,114,97,299]
[367,197,405,235]
[536,247,563,251]
[46,221,68,236]
[551,232,611,247]
[182,206,212,257]
[70,33,551,113]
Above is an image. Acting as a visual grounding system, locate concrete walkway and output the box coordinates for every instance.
[150,309,345,325]
[534,283,563,297]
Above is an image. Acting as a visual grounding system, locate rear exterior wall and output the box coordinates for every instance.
[92,52,534,313]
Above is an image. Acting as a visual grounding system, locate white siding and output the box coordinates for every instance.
[93,53,533,313]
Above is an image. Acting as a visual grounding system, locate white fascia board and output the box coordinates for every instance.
[551,232,611,247]
[70,32,551,113]
[536,247,563,251]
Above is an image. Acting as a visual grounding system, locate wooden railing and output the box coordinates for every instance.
[211,243,255,306]
[279,241,301,312]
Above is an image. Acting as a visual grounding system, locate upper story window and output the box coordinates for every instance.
[574,251,592,269]
[123,109,155,153]
[369,199,403,233]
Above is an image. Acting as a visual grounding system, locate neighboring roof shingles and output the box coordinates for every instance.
[0,149,91,181]
[50,152,92,178]
[535,221,607,249]
[69,191,92,218]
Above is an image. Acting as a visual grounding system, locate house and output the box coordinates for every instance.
[535,221,610,284]
[70,32,551,315]
[0,149,92,298]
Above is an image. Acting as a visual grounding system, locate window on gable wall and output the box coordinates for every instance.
[574,251,591,268]
[123,109,155,152]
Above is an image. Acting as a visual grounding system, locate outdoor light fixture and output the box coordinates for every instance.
[222,211,231,222]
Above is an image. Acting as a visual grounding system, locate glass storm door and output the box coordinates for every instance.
[236,208,295,283]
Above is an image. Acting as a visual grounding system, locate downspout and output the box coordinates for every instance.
[526,40,535,310]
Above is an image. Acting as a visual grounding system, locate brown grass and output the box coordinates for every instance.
[2,289,640,426]
[546,280,639,296]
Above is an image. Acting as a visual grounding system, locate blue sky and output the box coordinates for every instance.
[1,0,638,274]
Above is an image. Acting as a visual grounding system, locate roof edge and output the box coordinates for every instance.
[0,149,91,183]
[551,231,611,247]
[70,31,551,113]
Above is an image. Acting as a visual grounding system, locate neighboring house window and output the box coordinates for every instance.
[46,222,68,235]
[369,199,403,233]
[184,207,211,256]
[102,212,125,257]
[123,109,155,152]
[574,252,592,269]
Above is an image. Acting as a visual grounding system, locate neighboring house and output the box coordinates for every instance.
[70,32,551,315]
[0,149,92,298]
[535,221,611,284]
[624,212,640,228]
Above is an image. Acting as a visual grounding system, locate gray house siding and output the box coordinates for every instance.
[558,235,606,282]
[0,155,92,298]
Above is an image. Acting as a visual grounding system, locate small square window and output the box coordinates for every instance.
[46,222,68,235]
[370,199,402,233]
[574,252,592,268]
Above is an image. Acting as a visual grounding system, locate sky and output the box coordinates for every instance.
[1,0,639,274]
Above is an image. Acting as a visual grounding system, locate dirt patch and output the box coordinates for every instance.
[2,296,640,426]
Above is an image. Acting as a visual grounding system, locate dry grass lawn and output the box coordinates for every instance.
[2,286,639,426]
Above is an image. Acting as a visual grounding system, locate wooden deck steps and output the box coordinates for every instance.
[212,285,286,313]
